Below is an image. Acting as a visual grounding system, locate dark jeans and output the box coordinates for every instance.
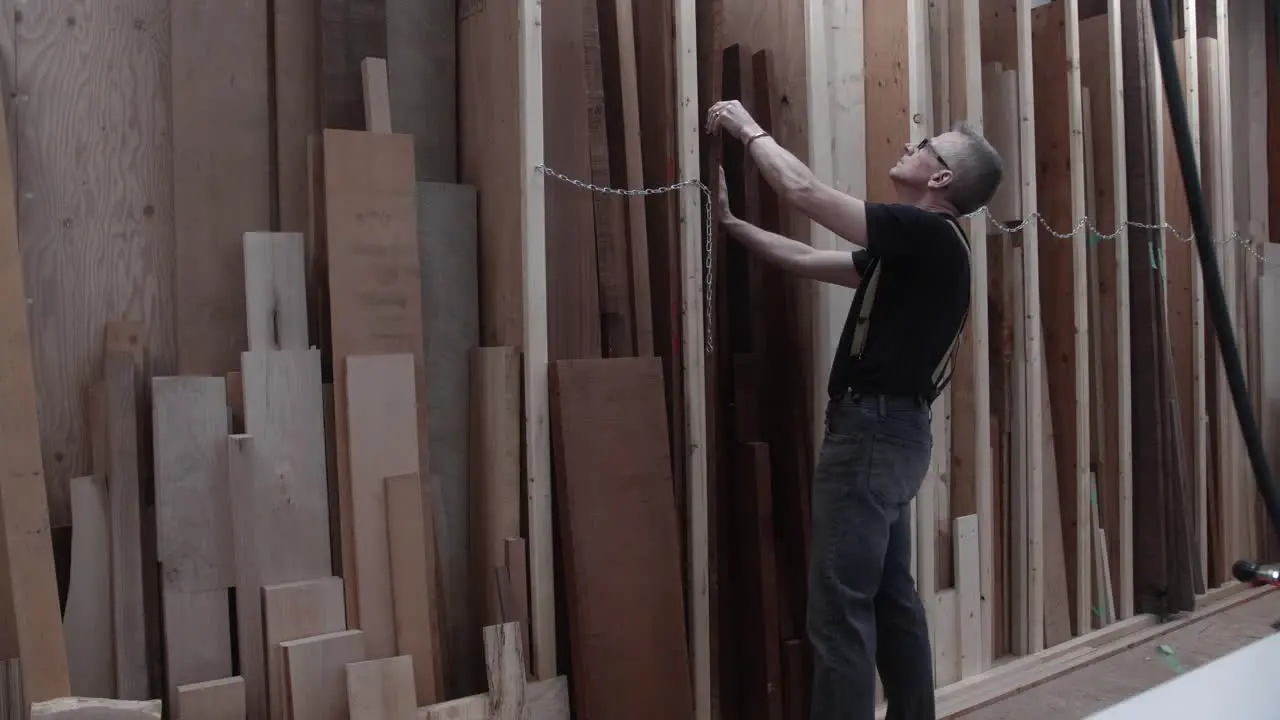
[808,393,936,720]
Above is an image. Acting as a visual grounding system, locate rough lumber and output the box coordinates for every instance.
[417,623,570,720]
[30,698,161,719]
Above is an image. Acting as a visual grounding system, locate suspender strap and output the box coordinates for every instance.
[926,218,972,401]
[847,217,972,402]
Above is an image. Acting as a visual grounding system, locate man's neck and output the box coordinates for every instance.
[892,185,958,216]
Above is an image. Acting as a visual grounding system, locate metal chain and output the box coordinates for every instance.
[535,163,1274,356]
[535,163,717,354]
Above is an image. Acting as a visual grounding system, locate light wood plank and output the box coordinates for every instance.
[323,128,430,629]
[263,577,347,720]
[347,656,416,720]
[674,0,709,715]
[176,676,246,720]
[283,630,366,720]
[361,58,392,133]
[418,677,568,720]
[243,233,309,352]
[387,473,445,703]
[161,590,233,709]
[346,353,421,659]
[152,377,234,591]
[227,434,268,720]
[65,476,114,698]
[517,0,554,681]
[955,514,982,678]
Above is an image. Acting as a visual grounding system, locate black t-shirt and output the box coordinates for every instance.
[826,202,972,400]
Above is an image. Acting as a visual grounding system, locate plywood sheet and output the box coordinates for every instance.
[417,181,479,690]
[172,0,272,376]
[16,0,176,525]
[548,358,693,720]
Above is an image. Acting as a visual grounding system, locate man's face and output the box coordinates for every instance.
[889,132,956,193]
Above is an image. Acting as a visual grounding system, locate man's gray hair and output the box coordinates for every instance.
[943,121,1004,215]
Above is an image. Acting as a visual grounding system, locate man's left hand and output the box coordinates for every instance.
[705,100,762,142]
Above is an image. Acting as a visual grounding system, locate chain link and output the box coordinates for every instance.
[535,163,1273,355]
[536,163,717,354]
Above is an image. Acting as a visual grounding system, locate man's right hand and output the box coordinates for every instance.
[716,165,734,224]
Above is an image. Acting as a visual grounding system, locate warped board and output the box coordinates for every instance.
[171,0,272,376]
[64,477,114,697]
[548,358,693,720]
[387,0,456,180]
[417,181,480,693]
[322,128,432,625]
[15,0,176,525]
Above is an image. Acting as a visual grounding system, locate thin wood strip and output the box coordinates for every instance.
[106,350,148,700]
[361,57,392,132]
[64,476,114,697]
[386,473,444,703]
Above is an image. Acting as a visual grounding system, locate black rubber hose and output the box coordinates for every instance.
[1148,0,1280,534]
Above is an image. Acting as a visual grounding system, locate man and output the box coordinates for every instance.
[705,99,1003,720]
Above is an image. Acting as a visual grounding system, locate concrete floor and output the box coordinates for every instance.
[957,589,1280,719]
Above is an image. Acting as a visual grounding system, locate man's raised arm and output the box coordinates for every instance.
[706,100,868,248]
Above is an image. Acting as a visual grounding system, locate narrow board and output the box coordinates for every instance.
[274,0,321,233]
[263,577,348,720]
[345,353,427,659]
[322,128,430,624]
[386,473,445,702]
[548,358,693,719]
[469,346,522,649]
[417,181,480,692]
[64,476,114,697]
[106,350,148,700]
[171,0,272,376]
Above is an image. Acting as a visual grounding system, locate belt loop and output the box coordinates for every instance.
[877,394,887,417]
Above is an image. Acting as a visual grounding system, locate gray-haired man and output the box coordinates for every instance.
[706,99,1003,720]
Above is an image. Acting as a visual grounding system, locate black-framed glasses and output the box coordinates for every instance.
[917,137,950,171]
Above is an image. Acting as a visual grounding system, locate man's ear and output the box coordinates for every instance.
[928,168,954,189]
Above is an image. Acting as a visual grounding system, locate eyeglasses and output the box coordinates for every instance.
[917,137,951,171]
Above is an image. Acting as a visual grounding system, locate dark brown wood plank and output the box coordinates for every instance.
[549,357,693,720]
[320,0,387,131]
[584,0,634,357]
[544,0,603,361]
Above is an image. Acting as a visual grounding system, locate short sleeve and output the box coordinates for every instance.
[851,248,872,278]
[865,202,932,261]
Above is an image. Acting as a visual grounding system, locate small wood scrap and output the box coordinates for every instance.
[29,698,161,719]
[418,623,568,720]
[175,676,246,719]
